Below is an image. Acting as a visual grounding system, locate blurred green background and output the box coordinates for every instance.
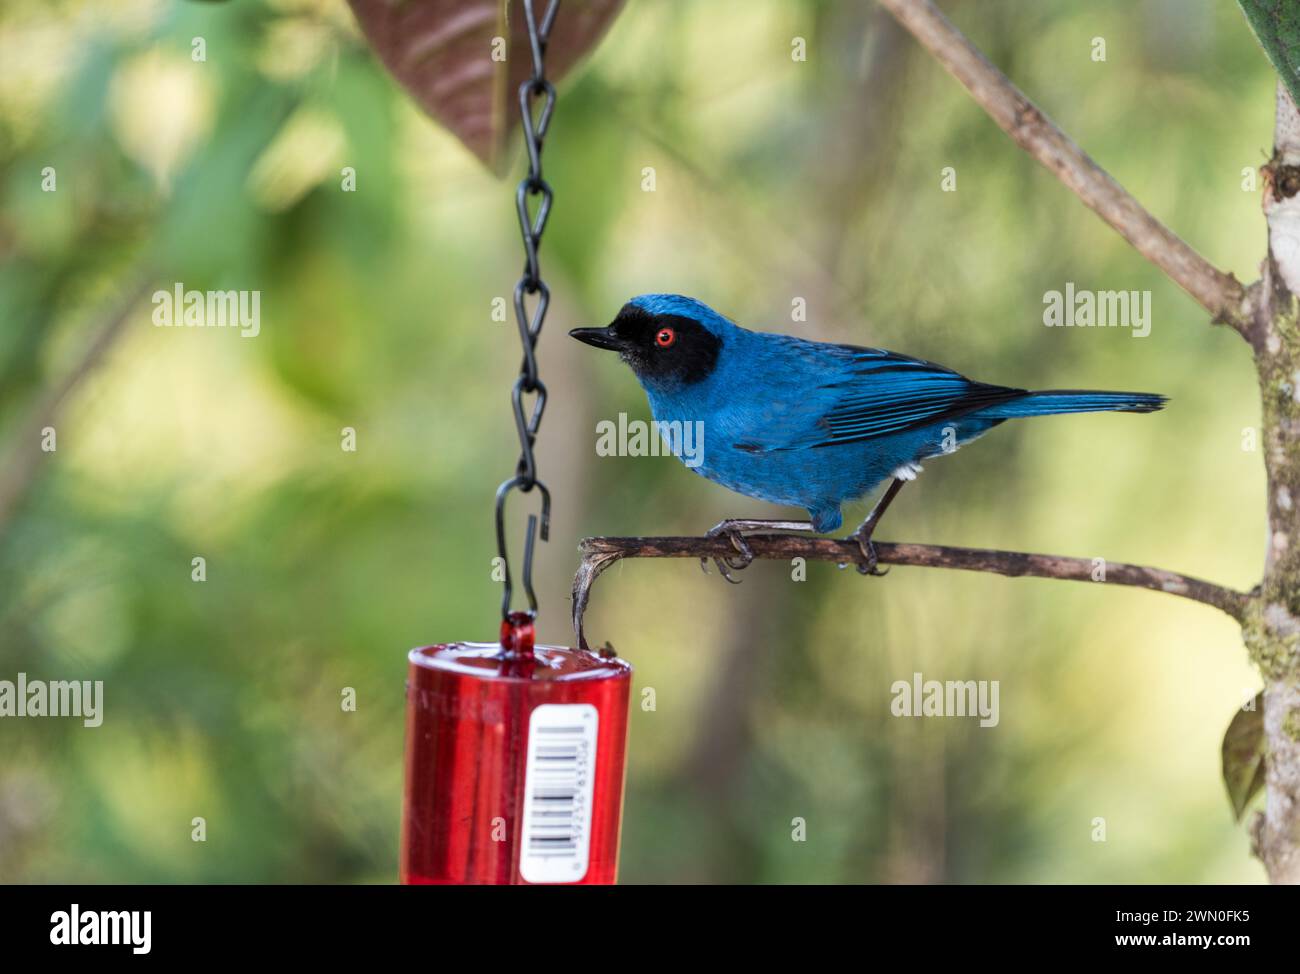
[0,0,1275,882]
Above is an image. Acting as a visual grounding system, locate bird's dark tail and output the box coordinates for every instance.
[980,389,1167,418]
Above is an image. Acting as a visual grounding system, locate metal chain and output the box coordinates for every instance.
[494,0,560,620]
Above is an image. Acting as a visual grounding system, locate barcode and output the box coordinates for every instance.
[519,703,598,883]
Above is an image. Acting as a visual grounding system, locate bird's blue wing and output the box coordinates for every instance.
[808,346,1027,447]
[729,340,1024,453]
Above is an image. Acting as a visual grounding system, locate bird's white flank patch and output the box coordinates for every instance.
[893,462,923,481]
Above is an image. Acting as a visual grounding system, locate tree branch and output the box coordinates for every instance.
[0,274,153,538]
[572,533,1252,651]
[876,0,1251,336]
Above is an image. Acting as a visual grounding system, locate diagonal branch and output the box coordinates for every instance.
[571,534,1252,651]
[0,274,153,539]
[876,0,1252,337]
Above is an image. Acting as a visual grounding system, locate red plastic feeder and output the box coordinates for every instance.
[401,613,632,884]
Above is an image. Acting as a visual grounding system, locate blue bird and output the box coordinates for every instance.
[570,294,1165,576]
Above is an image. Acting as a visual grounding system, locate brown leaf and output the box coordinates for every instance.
[346,0,624,175]
[1222,692,1266,822]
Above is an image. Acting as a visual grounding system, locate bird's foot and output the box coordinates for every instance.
[700,522,756,584]
[698,518,814,584]
[848,528,889,577]
[846,477,906,576]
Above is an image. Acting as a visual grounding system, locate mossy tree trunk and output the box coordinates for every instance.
[1243,83,1300,884]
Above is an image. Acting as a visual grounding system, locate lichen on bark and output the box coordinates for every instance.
[1242,600,1300,682]
[1245,84,1300,882]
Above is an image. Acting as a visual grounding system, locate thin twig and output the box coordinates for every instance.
[0,275,153,537]
[876,0,1252,336]
[572,534,1252,651]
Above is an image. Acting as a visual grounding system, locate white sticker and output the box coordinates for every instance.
[519,703,599,884]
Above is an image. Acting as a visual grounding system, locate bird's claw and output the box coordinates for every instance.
[698,555,747,583]
[700,523,756,583]
[851,531,889,577]
[715,557,746,583]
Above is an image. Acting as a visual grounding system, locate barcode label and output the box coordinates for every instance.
[519,703,599,884]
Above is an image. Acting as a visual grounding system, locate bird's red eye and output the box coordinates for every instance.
[655,327,676,348]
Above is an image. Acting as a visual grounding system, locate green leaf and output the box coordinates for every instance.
[1238,1,1300,107]
[1222,691,1267,822]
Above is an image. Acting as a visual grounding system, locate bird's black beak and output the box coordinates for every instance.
[569,326,624,352]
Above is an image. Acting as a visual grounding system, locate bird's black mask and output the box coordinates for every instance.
[569,304,722,386]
